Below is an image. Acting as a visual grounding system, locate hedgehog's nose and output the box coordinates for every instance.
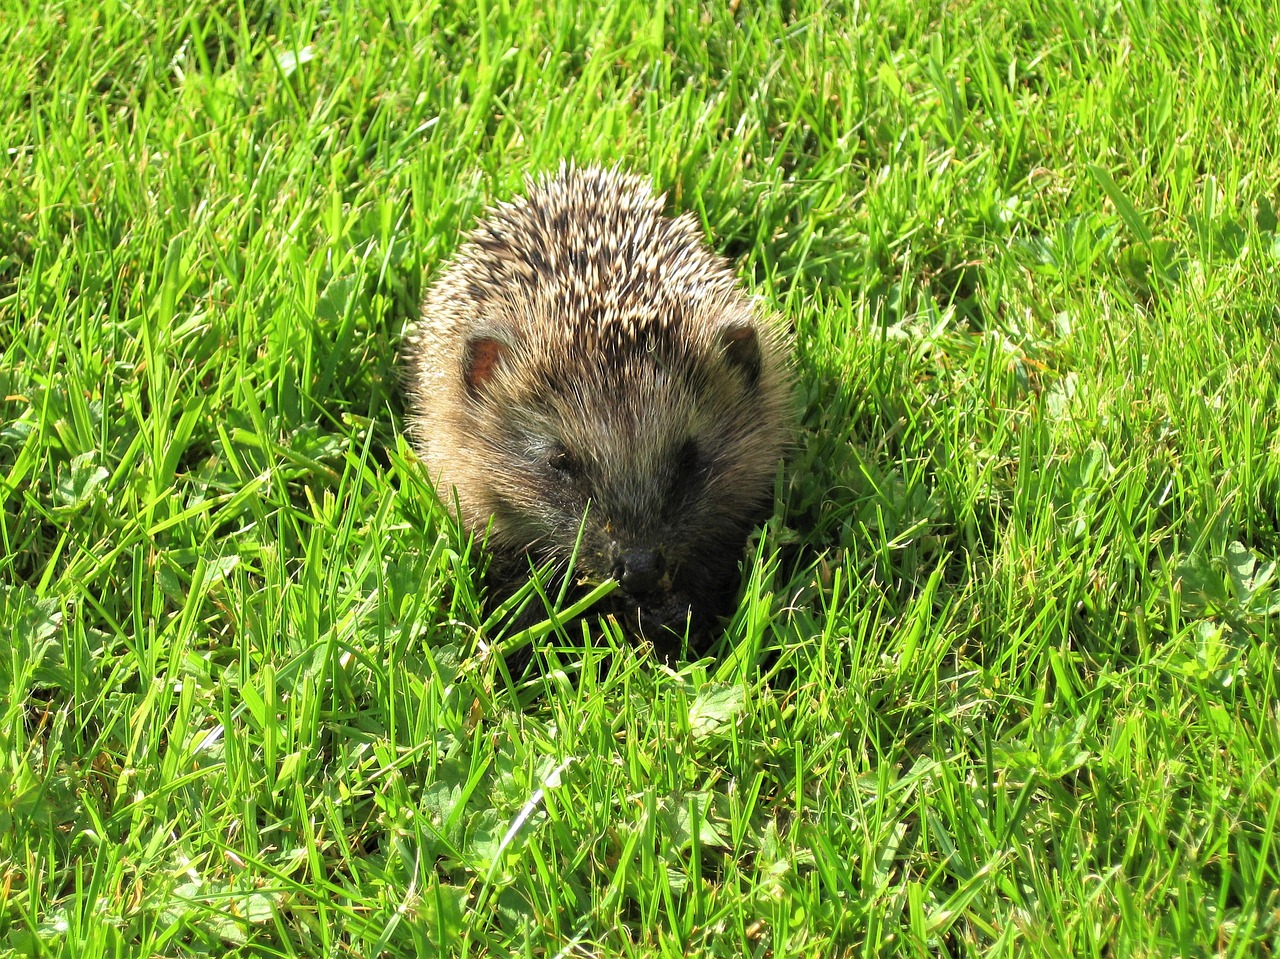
[614,549,665,595]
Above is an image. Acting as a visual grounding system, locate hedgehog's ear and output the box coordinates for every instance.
[718,322,762,388]
[463,335,509,397]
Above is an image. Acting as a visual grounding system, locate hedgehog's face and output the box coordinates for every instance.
[457,316,786,643]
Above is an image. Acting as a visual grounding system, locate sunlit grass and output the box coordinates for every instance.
[2,0,1279,954]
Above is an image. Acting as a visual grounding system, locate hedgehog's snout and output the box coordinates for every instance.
[611,547,667,596]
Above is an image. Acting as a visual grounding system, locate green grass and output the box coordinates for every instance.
[3,0,1280,954]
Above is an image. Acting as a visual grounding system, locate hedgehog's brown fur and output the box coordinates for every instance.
[404,164,793,648]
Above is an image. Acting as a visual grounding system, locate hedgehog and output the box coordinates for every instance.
[403,164,793,651]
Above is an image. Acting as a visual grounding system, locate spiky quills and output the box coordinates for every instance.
[409,164,746,364]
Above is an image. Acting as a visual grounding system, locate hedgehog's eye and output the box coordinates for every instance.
[548,446,578,477]
[675,438,701,479]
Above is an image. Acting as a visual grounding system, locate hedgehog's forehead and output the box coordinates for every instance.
[531,384,701,472]
[543,308,690,363]
[533,341,700,402]
[506,347,703,434]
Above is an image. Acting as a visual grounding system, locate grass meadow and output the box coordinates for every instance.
[3,0,1280,954]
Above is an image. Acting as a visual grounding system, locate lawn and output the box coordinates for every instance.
[2,0,1279,954]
